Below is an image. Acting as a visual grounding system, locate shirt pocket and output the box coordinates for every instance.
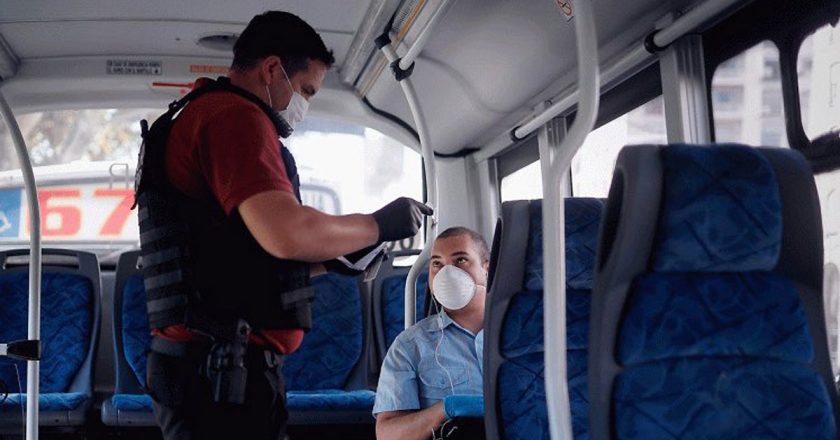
[417,357,469,401]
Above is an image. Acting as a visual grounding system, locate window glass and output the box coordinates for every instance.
[0,111,422,261]
[712,41,787,146]
[572,96,666,197]
[799,22,840,375]
[500,160,542,202]
[797,23,840,139]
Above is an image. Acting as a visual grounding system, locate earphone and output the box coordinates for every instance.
[432,299,456,396]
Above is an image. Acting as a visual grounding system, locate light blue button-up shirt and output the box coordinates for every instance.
[373,311,484,415]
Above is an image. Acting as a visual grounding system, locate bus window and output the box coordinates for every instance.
[286,117,424,250]
[0,111,424,260]
[500,160,542,202]
[711,41,786,146]
[0,109,157,263]
[799,22,840,375]
[571,96,666,197]
[798,24,839,140]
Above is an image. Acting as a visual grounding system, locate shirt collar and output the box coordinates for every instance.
[427,310,481,337]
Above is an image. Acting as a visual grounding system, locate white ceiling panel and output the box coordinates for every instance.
[0,0,369,33]
[365,0,705,153]
[0,21,353,63]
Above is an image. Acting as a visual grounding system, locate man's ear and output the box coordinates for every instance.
[260,56,282,84]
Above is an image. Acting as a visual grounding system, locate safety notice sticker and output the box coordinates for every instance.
[106,60,162,75]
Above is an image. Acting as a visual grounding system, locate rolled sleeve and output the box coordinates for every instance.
[373,338,420,416]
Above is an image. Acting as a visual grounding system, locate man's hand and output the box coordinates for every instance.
[372,197,433,242]
[376,402,446,440]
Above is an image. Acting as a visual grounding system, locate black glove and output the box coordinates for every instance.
[371,197,433,242]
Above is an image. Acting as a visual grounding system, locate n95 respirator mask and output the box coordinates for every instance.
[432,265,476,310]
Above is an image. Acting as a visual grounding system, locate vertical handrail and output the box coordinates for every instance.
[378,43,439,329]
[0,89,41,440]
[541,0,600,439]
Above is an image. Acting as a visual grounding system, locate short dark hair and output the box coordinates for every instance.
[232,11,335,76]
[436,227,490,263]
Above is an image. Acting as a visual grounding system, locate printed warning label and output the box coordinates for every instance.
[189,64,228,74]
[106,60,162,75]
[555,0,574,21]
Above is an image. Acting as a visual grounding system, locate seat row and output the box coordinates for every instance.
[483,144,840,440]
[0,245,429,431]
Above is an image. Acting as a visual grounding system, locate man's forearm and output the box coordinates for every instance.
[291,207,379,262]
[376,403,446,440]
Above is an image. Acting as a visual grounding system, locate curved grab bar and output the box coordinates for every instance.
[541,0,600,439]
[0,89,42,440]
[378,43,439,329]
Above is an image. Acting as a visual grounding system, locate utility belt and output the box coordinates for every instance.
[149,318,281,405]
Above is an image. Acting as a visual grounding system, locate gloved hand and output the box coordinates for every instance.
[371,197,433,242]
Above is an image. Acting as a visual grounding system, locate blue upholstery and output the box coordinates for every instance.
[286,389,375,411]
[525,199,603,291]
[606,145,837,440]
[0,392,89,412]
[381,272,428,350]
[121,275,151,387]
[497,198,604,440]
[283,273,370,412]
[619,272,813,364]
[653,144,782,272]
[110,394,153,412]
[614,359,835,439]
[443,394,484,419]
[0,273,93,394]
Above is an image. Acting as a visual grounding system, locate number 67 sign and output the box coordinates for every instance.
[0,185,139,241]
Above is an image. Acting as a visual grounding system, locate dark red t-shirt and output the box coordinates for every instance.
[153,77,304,354]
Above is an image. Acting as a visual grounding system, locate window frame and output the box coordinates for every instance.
[494,63,663,200]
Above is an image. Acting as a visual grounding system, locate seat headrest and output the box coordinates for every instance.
[652,144,782,273]
[524,198,605,291]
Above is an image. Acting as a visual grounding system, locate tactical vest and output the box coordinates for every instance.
[134,77,313,336]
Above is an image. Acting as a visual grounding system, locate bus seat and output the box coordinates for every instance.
[485,198,604,440]
[589,144,840,439]
[371,249,429,370]
[102,250,155,426]
[283,273,375,424]
[0,249,101,429]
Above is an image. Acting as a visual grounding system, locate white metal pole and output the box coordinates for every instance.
[380,43,439,329]
[0,89,41,440]
[652,0,743,49]
[542,0,600,439]
[398,0,456,72]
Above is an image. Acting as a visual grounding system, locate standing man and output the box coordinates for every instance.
[135,11,431,440]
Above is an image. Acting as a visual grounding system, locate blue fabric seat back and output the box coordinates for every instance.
[121,275,151,388]
[110,251,152,398]
[381,272,428,350]
[0,273,94,393]
[589,144,840,440]
[486,198,604,440]
[283,273,364,391]
[0,249,100,402]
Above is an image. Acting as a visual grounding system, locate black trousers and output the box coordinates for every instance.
[434,417,486,440]
[147,345,287,440]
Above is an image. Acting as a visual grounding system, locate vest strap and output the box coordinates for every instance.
[144,269,184,290]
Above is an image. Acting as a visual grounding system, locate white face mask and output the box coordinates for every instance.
[432,265,476,310]
[277,65,309,131]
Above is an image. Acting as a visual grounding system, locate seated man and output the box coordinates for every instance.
[374,227,489,440]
